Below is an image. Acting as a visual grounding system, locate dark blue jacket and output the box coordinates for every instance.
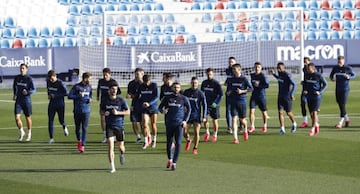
[68,82,92,113]
[159,94,191,128]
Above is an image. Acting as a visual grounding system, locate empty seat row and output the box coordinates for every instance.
[67,3,164,15]
[59,0,155,5]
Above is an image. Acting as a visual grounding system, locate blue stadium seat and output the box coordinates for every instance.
[203,2,213,10]
[113,37,123,46]
[307,21,318,31]
[320,10,330,20]
[120,0,130,4]
[70,0,81,5]
[27,27,39,38]
[15,28,26,38]
[332,0,342,10]
[4,17,16,28]
[108,0,118,4]
[250,1,259,8]
[260,22,270,32]
[106,16,115,26]
[25,39,37,48]
[309,0,320,10]
[58,0,70,5]
[286,1,295,8]
[138,36,148,44]
[106,4,116,11]
[297,0,307,9]
[284,12,295,21]
[248,33,257,41]
[331,10,342,20]
[129,15,139,24]
[307,31,317,40]
[342,31,352,39]
[262,1,271,8]
[319,21,330,31]
[176,24,187,34]
[142,3,152,11]
[226,13,236,22]
[224,33,234,42]
[80,16,91,26]
[139,25,150,35]
[308,11,318,20]
[40,27,52,38]
[224,23,235,32]
[248,22,258,32]
[273,13,283,21]
[0,39,10,48]
[330,31,340,39]
[118,4,128,11]
[90,26,101,36]
[83,0,95,4]
[127,26,138,35]
[95,0,106,4]
[343,20,353,30]
[78,26,89,37]
[163,35,173,44]
[355,20,360,30]
[164,25,174,34]
[273,22,282,32]
[151,25,162,35]
[65,27,76,37]
[38,39,49,48]
[355,10,360,19]
[191,2,201,10]
[141,15,151,24]
[272,32,281,40]
[150,35,161,44]
[116,15,127,25]
[355,31,360,39]
[284,32,293,40]
[126,37,136,45]
[76,38,87,46]
[153,14,163,24]
[284,21,294,31]
[226,2,236,9]
[213,23,223,33]
[89,37,99,46]
[187,34,197,43]
[235,33,245,41]
[202,13,212,23]
[319,31,328,40]
[1,29,13,39]
[344,0,353,9]
[93,4,104,15]
[260,32,270,41]
[130,4,140,11]
[106,26,114,37]
[68,5,80,16]
[67,15,79,26]
[52,27,64,38]
[52,38,63,47]
[238,1,248,9]
[261,14,271,22]
[165,14,175,24]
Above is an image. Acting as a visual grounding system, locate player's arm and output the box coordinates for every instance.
[270,68,279,79]
[158,97,168,114]
[27,77,36,95]
[348,67,356,80]
[201,92,207,121]
[329,67,336,81]
[96,80,101,101]
[213,82,223,105]
[289,76,297,99]
[12,77,17,100]
[262,75,270,89]
[149,84,159,106]
[183,97,191,125]
[319,75,328,95]
[114,99,130,116]
[68,85,80,99]
[246,78,253,93]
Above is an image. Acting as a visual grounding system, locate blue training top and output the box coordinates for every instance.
[13,74,36,102]
[97,78,121,104]
[137,82,159,111]
[183,88,207,120]
[272,71,297,98]
[158,93,191,127]
[68,82,92,113]
[201,78,223,106]
[250,72,269,99]
[127,79,142,110]
[329,65,356,91]
[226,75,253,104]
[47,79,67,108]
[303,72,328,97]
[101,96,129,129]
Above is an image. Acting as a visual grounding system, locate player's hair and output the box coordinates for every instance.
[232,63,242,69]
[47,70,56,79]
[206,68,214,73]
[82,72,92,80]
[228,56,236,61]
[304,57,310,62]
[109,80,119,88]
[20,63,28,69]
[172,82,181,87]
[277,62,285,67]
[191,76,198,81]
[143,74,151,82]
[163,72,173,79]
[337,55,344,60]
[102,67,111,74]
[134,67,144,73]
[254,62,262,66]
[308,62,315,68]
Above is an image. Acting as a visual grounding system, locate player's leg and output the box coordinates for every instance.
[193,123,201,154]
[48,105,56,142]
[249,98,256,133]
[57,105,69,136]
[184,123,191,151]
[107,134,116,173]
[141,113,151,149]
[15,110,25,142]
[116,130,125,165]
[211,107,220,142]
[285,97,297,133]
[278,98,286,134]
[171,125,184,170]
[239,103,248,141]
[23,102,33,141]
[74,113,82,151]
[100,113,107,143]
[130,110,142,143]
[225,96,232,133]
[166,126,174,168]
[259,98,268,133]
[232,115,239,144]
[300,93,308,128]
[150,113,158,148]
[203,112,210,142]
[79,112,90,152]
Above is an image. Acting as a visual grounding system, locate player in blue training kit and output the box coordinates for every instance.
[97,68,121,143]
[300,57,311,128]
[249,62,269,134]
[183,77,207,154]
[68,72,92,153]
[329,56,356,128]
[201,68,223,143]
[101,81,130,173]
[271,62,297,135]
[160,72,175,101]
[226,64,253,143]
[47,70,69,144]
[225,57,237,134]
[126,68,144,144]
[303,63,328,136]
[13,63,36,142]
[137,74,159,149]
[159,82,191,171]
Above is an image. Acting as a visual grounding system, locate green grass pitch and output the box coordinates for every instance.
[0,78,359,194]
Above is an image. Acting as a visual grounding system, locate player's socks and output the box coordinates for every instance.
[18,128,25,142]
[110,162,116,173]
[303,116,308,123]
[26,129,32,142]
[119,153,125,165]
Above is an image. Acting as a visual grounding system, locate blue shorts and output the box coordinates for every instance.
[106,126,124,142]
[278,96,292,113]
[231,102,247,118]
[142,106,158,115]
[249,96,267,111]
[307,95,321,112]
[207,106,220,119]
[14,100,32,117]
[188,115,201,124]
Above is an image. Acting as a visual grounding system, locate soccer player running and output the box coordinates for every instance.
[303,63,328,136]
[160,72,175,101]
[270,62,297,135]
[226,64,253,143]
[183,77,207,155]
[68,72,92,153]
[225,56,237,134]
[13,63,36,142]
[201,68,223,142]
[329,56,356,128]
[249,62,269,133]
[300,57,311,128]
[137,74,159,149]
[159,82,191,170]
[101,81,130,173]
[126,68,144,144]
[47,70,69,144]
[97,68,121,143]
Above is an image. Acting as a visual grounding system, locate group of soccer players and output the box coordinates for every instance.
[12,54,355,172]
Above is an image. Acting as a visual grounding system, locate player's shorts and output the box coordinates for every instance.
[278,96,292,113]
[307,95,321,112]
[335,90,349,105]
[187,115,201,124]
[249,97,267,111]
[130,109,142,122]
[106,126,124,142]
[142,105,158,115]
[231,102,247,118]
[14,100,32,117]
[207,106,220,119]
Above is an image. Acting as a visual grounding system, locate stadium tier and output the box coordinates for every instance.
[1,0,360,48]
